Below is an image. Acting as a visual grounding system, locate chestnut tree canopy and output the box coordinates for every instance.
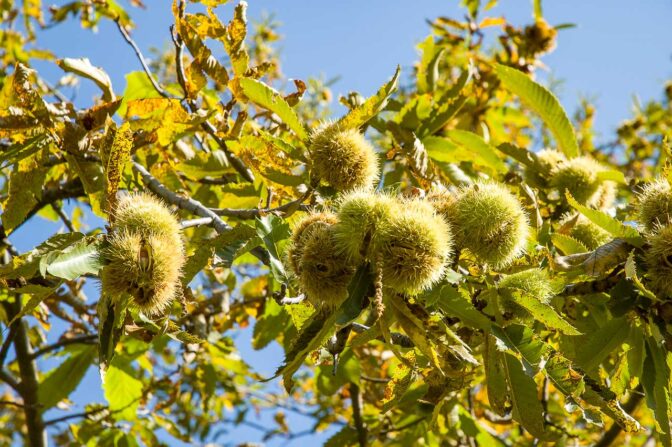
[1,1,672,446]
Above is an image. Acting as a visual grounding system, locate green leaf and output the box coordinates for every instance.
[458,406,505,447]
[565,191,643,246]
[117,71,164,117]
[2,150,48,233]
[337,66,400,130]
[502,352,548,440]
[213,223,259,268]
[495,324,641,432]
[38,345,96,410]
[324,425,359,447]
[56,58,115,101]
[504,290,581,335]
[493,63,578,158]
[7,285,57,326]
[416,36,445,94]
[381,352,415,413]
[0,134,47,170]
[389,298,444,373]
[434,285,492,331]
[625,251,658,301]
[574,317,630,372]
[98,294,128,369]
[252,298,287,350]
[316,349,361,396]
[270,310,338,393]
[417,69,470,138]
[43,236,103,281]
[335,265,373,326]
[255,215,290,283]
[643,336,672,446]
[551,233,588,255]
[596,169,627,184]
[239,77,308,140]
[445,130,507,173]
[484,334,509,415]
[103,357,143,421]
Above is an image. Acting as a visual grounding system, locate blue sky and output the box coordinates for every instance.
[8,0,672,445]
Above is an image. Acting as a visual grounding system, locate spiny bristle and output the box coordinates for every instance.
[644,224,672,298]
[333,189,400,263]
[299,223,355,310]
[286,211,339,276]
[378,198,452,294]
[102,192,184,315]
[425,187,458,229]
[550,156,603,204]
[115,192,182,237]
[636,179,672,233]
[309,123,379,191]
[524,148,566,188]
[101,231,184,315]
[451,181,529,269]
[497,268,556,321]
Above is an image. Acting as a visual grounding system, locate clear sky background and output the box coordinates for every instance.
[7,0,672,445]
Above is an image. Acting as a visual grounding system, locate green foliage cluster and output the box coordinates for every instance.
[1,1,672,446]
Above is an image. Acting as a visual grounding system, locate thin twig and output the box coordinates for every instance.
[52,203,75,232]
[28,335,97,360]
[0,323,18,367]
[212,190,312,219]
[115,19,171,99]
[180,217,214,229]
[279,294,306,305]
[0,369,21,394]
[350,383,367,447]
[44,406,108,426]
[168,13,255,182]
[360,375,389,384]
[2,300,46,447]
[131,160,269,265]
[0,400,24,409]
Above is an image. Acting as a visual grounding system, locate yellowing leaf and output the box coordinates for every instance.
[2,150,48,232]
[57,58,115,101]
[337,66,400,130]
[238,77,308,140]
[101,122,133,215]
[103,357,143,421]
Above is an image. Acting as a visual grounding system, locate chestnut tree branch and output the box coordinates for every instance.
[1,300,46,447]
[131,160,270,265]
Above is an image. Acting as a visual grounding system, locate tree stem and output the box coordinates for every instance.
[2,300,46,447]
[350,382,367,447]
